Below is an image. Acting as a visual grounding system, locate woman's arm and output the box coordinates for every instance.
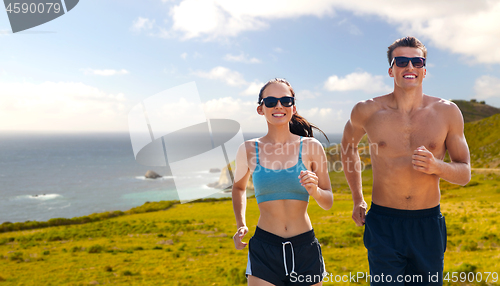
[300,138,333,210]
[232,142,252,250]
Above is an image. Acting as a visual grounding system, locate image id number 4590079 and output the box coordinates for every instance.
[6,2,62,14]
[443,272,498,283]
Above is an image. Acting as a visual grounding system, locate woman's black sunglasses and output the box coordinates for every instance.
[260,96,295,108]
[390,56,426,68]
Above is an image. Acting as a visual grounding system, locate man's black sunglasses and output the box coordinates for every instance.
[259,96,295,108]
[390,57,426,68]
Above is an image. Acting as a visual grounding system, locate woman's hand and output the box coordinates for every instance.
[299,170,319,197]
[233,226,249,250]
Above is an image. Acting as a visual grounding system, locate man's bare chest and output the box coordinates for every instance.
[364,110,448,158]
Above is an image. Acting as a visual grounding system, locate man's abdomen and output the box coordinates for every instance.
[370,156,441,210]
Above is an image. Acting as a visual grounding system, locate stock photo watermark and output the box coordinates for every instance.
[291,271,499,284]
[128,82,245,203]
[3,0,79,33]
[249,140,377,174]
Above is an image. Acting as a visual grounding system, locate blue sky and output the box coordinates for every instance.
[1,0,500,134]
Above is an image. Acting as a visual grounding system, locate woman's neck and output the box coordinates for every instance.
[262,124,297,144]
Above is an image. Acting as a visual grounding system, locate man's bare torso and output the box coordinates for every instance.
[363,94,451,209]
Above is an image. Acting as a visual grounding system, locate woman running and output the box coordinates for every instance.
[232,78,333,286]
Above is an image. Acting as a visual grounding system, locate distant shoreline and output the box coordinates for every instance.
[0,196,238,232]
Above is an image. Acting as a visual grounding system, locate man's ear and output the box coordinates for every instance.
[423,68,426,78]
[388,67,394,78]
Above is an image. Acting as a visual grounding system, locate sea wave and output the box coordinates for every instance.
[48,203,71,210]
[134,176,175,180]
[16,193,62,201]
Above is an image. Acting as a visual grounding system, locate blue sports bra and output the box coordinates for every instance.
[252,137,309,204]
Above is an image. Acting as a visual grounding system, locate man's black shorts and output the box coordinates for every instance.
[364,203,447,285]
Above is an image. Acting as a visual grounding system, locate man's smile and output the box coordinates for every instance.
[403,74,417,79]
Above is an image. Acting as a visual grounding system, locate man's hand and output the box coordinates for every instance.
[352,200,368,226]
[233,226,248,250]
[299,170,319,197]
[412,146,441,175]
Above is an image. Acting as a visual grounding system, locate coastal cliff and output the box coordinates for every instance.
[207,162,254,190]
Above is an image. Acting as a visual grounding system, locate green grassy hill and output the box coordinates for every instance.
[452,99,500,123]
[1,99,499,285]
[464,113,500,168]
[0,170,499,285]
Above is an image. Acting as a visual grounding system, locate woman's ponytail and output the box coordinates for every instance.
[289,113,328,141]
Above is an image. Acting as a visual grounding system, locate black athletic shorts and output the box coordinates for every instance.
[246,226,326,286]
[364,203,447,285]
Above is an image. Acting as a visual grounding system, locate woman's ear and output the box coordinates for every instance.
[292,105,297,115]
[257,105,264,115]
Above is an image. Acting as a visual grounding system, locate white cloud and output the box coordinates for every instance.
[192,66,248,87]
[169,0,334,40]
[181,52,188,59]
[166,0,500,64]
[297,90,320,99]
[337,19,362,36]
[0,82,129,132]
[328,100,356,105]
[324,71,391,93]
[202,97,266,132]
[300,107,339,119]
[193,67,266,97]
[338,0,500,64]
[163,64,178,75]
[153,27,173,38]
[224,53,261,63]
[474,75,500,99]
[298,107,345,133]
[83,69,129,76]
[241,81,264,96]
[203,96,254,115]
[132,17,155,31]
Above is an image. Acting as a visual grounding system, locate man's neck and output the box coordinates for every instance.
[391,86,425,114]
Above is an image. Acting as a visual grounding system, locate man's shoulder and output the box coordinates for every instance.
[352,94,389,115]
[424,95,464,124]
[424,95,461,113]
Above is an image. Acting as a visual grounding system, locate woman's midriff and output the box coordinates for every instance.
[256,199,312,238]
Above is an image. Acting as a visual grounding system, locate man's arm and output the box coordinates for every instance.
[412,103,471,185]
[341,102,370,226]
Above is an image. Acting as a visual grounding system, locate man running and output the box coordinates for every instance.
[341,36,471,285]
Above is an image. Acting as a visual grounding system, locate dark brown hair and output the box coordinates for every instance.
[387,36,427,65]
[258,78,329,142]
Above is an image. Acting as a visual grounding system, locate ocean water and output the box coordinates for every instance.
[0,132,341,223]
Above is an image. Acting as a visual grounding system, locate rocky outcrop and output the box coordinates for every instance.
[145,170,162,179]
[207,162,254,190]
